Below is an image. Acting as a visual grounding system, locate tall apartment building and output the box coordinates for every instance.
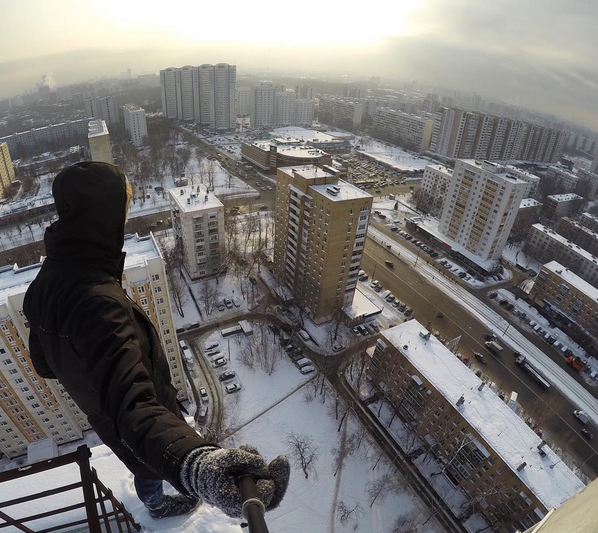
[503,165,541,197]
[88,120,113,164]
[530,261,598,348]
[419,164,453,217]
[367,320,584,533]
[524,224,598,285]
[122,104,148,147]
[318,96,364,130]
[422,93,438,114]
[372,107,434,153]
[84,96,120,126]
[273,166,372,324]
[169,185,225,280]
[555,217,598,256]
[430,107,565,163]
[249,83,283,128]
[235,86,251,116]
[591,148,598,174]
[294,99,315,128]
[295,85,315,100]
[160,64,236,130]
[344,86,364,98]
[274,91,296,127]
[439,159,528,261]
[0,142,15,198]
[0,234,186,459]
[545,165,579,193]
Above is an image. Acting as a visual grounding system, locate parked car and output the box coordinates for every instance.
[300,365,316,375]
[205,349,221,358]
[404,308,413,317]
[205,342,220,351]
[219,371,236,381]
[225,382,242,393]
[297,329,310,342]
[224,298,233,309]
[399,304,406,312]
[371,324,380,333]
[218,303,226,311]
[351,327,361,336]
[332,343,345,352]
[474,352,486,364]
[499,299,509,306]
[232,297,241,307]
[199,388,209,401]
[359,274,369,281]
[212,357,227,368]
[384,260,394,268]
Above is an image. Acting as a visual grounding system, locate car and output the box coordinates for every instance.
[506,303,515,311]
[225,382,242,394]
[458,272,467,278]
[300,365,316,375]
[489,292,498,299]
[224,298,233,309]
[484,333,497,341]
[405,235,413,241]
[581,428,594,440]
[332,343,345,352]
[385,294,395,302]
[232,297,241,307]
[219,371,236,381]
[399,304,406,312]
[297,329,310,342]
[259,205,268,210]
[199,388,209,401]
[371,324,380,333]
[374,285,382,292]
[499,299,509,306]
[474,352,487,364]
[430,252,439,258]
[212,357,227,368]
[443,263,451,269]
[390,226,398,232]
[292,347,303,356]
[464,275,471,281]
[218,303,226,311]
[351,327,361,336]
[475,370,483,378]
[205,349,221,358]
[284,343,295,352]
[370,280,379,288]
[358,274,369,281]
[404,309,413,317]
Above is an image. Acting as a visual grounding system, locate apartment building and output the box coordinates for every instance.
[576,168,598,200]
[247,84,314,128]
[235,86,251,116]
[545,165,579,193]
[0,234,186,459]
[530,261,598,347]
[160,64,236,130]
[273,166,372,324]
[0,142,15,198]
[123,104,147,147]
[169,185,225,280]
[419,164,453,217]
[295,85,315,100]
[555,217,598,256]
[294,99,315,128]
[88,120,113,164]
[580,212,598,233]
[84,96,120,126]
[318,96,364,130]
[503,166,540,197]
[249,83,282,127]
[274,91,296,127]
[543,193,584,220]
[439,159,528,261]
[344,86,364,99]
[372,108,434,153]
[524,224,598,285]
[367,320,584,533]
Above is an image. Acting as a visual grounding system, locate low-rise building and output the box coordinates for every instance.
[555,217,598,256]
[543,193,584,220]
[372,107,434,153]
[530,261,598,351]
[419,164,453,217]
[367,320,584,533]
[545,165,579,193]
[580,212,598,233]
[576,168,598,200]
[88,119,113,164]
[241,138,331,171]
[169,185,225,280]
[512,198,543,241]
[524,224,598,285]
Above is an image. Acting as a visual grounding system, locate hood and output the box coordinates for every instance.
[44,162,129,278]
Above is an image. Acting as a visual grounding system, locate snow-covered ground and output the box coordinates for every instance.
[353,137,432,171]
[367,225,598,426]
[502,243,542,274]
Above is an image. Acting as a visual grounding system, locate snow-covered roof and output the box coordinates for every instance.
[309,179,372,202]
[520,198,541,208]
[0,194,55,216]
[87,119,109,138]
[279,165,332,180]
[542,261,598,302]
[547,194,583,202]
[425,164,453,177]
[249,139,328,159]
[459,159,528,185]
[381,320,585,509]
[531,224,598,262]
[168,184,223,214]
[344,288,382,319]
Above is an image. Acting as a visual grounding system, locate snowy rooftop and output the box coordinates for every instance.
[505,165,541,182]
[87,119,109,138]
[381,320,585,509]
[460,160,528,185]
[547,193,583,202]
[548,165,578,178]
[520,198,542,208]
[532,224,598,262]
[344,288,382,319]
[169,185,223,214]
[0,194,55,216]
[123,103,143,111]
[582,212,598,224]
[425,164,453,176]
[250,139,328,159]
[279,165,333,180]
[543,261,598,302]
[310,179,372,203]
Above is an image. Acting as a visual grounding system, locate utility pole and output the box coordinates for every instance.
[372,262,377,279]
[414,249,421,267]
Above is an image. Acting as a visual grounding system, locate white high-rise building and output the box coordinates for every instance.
[160,67,178,119]
[175,65,195,121]
[439,159,528,261]
[123,104,148,147]
[294,99,315,128]
[235,87,251,116]
[84,96,120,126]
[249,83,282,128]
[214,63,236,131]
[88,120,113,164]
[0,234,186,459]
[195,64,215,128]
[169,185,225,280]
[274,91,296,127]
[295,85,315,100]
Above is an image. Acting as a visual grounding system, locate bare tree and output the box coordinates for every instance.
[366,471,404,507]
[392,510,420,533]
[179,147,191,176]
[337,500,364,530]
[285,432,319,479]
[156,235,185,317]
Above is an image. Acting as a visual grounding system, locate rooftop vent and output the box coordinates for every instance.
[478,382,485,391]
[326,187,338,196]
[180,189,184,195]
[187,198,191,205]
[456,395,465,407]
[517,462,527,472]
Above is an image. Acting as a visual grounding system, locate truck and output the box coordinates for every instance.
[515,355,551,389]
[566,355,585,371]
[485,341,504,355]
[574,410,590,425]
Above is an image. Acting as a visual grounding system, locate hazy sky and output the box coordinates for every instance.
[2,0,597,129]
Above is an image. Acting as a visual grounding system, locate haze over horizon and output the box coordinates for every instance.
[2,0,597,130]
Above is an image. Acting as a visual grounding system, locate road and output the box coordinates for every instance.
[360,233,598,479]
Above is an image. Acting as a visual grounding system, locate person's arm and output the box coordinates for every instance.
[27,328,57,379]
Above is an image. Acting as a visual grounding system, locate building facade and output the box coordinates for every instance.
[576,168,598,200]
[88,120,113,164]
[123,104,148,147]
[169,185,225,280]
[241,138,331,171]
[367,320,584,533]
[419,164,453,217]
[273,166,372,324]
[294,99,315,128]
[235,86,251,116]
[295,85,315,100]
[439,160,528,261]
[84,96,120,126]
[580,212,598,233]
[503,166,541,197]
[318,96,364,130]
[554,217,598,256]
[545,165,579,193]
[524,224,598,285]
[0,234,186,459]
[543,194,585,220]
[372,108,434,153]
[0,142,15,198]
[160,67,178,119]
[249,83,282,128]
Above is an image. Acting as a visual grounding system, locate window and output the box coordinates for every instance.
[138,286,145,294]
[154,286,162,293]
[151,274,160,281]
[2,358,12,366]
[140,298,148,307]
[157,297,164,305]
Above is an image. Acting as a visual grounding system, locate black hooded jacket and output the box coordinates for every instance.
[23,162,210,488]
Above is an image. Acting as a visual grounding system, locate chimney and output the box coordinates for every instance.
[478,382,485,391]
[456,395,465,407]
[516,462,527,472]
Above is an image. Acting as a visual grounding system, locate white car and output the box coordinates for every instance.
[297,329,310,342]
[199,388,209,402]
[300,365,315,375]
[232,297,241,307]
[204,342,220,351]
[212,357,227,368]
[225,382,242,393]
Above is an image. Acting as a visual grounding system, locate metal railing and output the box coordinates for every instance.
[0,445,141,533]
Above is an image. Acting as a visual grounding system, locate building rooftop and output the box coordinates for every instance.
[460,159,528,185]
[520,198,542,208]
[87,119,109,138]
[169,184,223,214]
[531,224,598,263]
[344,288,382,320]
[279,165,333,180]
[582,212,598,223]
[309,179,372,202]
[425,164,453,176]
[381,319,585,510]
[543,261,598,302]
[249,139,328,159]
[547,193,583,202]
[123,103,143,112]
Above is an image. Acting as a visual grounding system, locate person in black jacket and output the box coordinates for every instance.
[23,162,289,519]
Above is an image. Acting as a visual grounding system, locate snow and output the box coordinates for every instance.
[543,261,598,302]
[344,288,382,320]
[353,137,432,171]
[367,225,598,427]
[547,193,584,202]
[381,320,585,509]
[502,243,542,274]
[170,184,224,213]
[309,180,372,202]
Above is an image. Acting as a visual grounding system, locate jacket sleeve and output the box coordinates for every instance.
[28,328,57,379]
[69,294,213,488]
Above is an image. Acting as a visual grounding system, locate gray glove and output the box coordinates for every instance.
[179,444,290,518]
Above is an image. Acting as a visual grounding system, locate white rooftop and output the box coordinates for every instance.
[582,212,598,223]
[520,198,542,208]
[532,224,598,262]
[250,139,328,159]
[269,127,353,143]
[425,164,453,176]
[547,193,583,202]
[310,179,372,202]
[169,184,223,214]
[88,119,109,138]
[460,159,528,185]
[543,261,598,302]
[123,103,143,112]
[344,288,382,320]
[381,320,585,509]
[279,165,333,180]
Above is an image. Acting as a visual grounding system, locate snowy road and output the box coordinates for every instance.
[368,226,598,426]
